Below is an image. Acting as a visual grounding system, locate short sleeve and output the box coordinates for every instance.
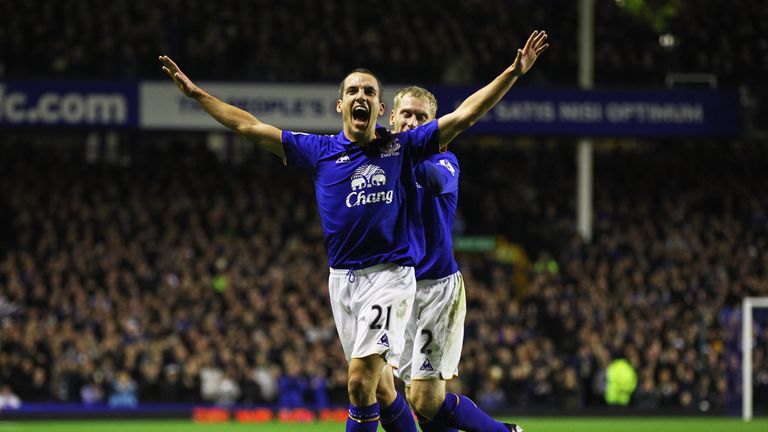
[416,152,460,195]
[281,130,324,170]
[399,120,440,160]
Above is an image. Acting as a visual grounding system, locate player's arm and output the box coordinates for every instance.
[437,30,548,148]
[417,157,459,195]
[159,55,284,158]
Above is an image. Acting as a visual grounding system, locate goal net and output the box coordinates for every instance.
[742,297,768,421]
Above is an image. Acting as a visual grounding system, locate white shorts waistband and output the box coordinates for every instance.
[330,263,410,276]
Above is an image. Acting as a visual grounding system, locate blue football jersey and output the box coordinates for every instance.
[282,120,440,269]
[413,151,460,280]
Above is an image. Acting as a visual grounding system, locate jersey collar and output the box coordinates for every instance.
[336,125,390,147]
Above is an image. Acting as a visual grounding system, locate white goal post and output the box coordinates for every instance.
[742,297,768,421]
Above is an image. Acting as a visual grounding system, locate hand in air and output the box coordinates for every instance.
[511,30,549,77]
[159,55,201,98]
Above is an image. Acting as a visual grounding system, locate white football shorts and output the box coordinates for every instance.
[397,271,466,383]
[328,264,416,368]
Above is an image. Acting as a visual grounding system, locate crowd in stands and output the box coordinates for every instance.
[1,0,766,90]
[1,133,767,414]
[2,1,765,134]
[1,0,766,417]
[457,138,768,412]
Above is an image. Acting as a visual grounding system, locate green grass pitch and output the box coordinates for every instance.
[1,418,767,432]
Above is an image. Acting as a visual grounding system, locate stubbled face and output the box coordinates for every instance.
[336,72,385,141]
[390,95,433,132]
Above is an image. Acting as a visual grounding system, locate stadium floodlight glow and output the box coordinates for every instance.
[658,33,677,48]
[742,297,768,421]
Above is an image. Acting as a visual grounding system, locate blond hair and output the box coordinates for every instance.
[392,86,437,118]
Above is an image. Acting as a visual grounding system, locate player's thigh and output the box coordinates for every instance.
[411,272,467,381]
[349,354,387,381]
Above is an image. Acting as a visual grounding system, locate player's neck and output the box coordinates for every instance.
[343,126,377,146]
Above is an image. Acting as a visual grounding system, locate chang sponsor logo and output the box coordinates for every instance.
[0,84,128,125]
[345,164,394,208]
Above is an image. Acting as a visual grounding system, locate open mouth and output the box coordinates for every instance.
[352,106,369,127]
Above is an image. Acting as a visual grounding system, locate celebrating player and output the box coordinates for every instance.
[375,85,523,432]
[377,32,549,432]
[159,28,546,432]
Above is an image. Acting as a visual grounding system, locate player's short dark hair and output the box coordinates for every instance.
[338,68,383,101]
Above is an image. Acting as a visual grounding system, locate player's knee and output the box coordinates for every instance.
[348,355,386,405]
[348,374,375,403]
[410,389,443,419]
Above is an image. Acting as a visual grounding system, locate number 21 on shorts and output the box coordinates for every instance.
[370,304,391,330]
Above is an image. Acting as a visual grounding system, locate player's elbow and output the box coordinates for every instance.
[455,109,481,131]
[233,122,284,158]
[237,122,276,145]
[439,117,472,145]
[234,121,259,137]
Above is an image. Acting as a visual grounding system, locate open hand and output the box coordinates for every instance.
[511,30,549,77]
[159,55,201,98]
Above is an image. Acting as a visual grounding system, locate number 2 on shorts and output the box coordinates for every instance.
[420,329,433,354]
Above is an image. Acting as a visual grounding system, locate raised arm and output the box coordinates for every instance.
[437,30,548,147]
[159,55,285,158]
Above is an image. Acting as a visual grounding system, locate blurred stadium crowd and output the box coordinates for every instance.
[1,0,768,416]
[1,135,767,412]
[1,0,766,88]
[2,0,765,130]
